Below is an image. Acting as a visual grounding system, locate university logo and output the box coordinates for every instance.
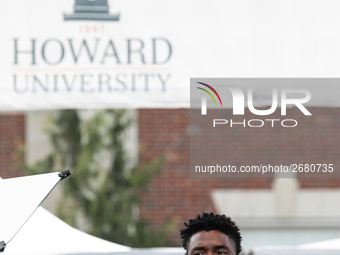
[64,0,120,21]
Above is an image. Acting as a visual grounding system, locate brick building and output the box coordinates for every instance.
[0,114,25,179]
[138,107,340,251]
[1,108,340,252]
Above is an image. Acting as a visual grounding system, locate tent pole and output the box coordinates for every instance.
[0,240,6,253]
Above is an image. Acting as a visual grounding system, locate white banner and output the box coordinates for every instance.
[2,0,340,110]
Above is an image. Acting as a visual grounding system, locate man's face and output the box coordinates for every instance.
[187,230,236,255]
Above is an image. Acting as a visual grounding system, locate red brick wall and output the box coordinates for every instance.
[138,108,340,243]
[0,114,25,178]
[138,109,271,242]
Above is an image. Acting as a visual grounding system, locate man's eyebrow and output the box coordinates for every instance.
[191,245,230,251]
[191,246,205,251]
[215,245,229,250]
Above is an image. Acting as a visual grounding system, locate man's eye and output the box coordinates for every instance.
[193,252,204,255]
[217,251,227,255]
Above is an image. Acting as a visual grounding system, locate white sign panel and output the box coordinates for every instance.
[2,0,340,110]
[0,0,184,110]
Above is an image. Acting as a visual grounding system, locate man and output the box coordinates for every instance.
[180,212,242,255]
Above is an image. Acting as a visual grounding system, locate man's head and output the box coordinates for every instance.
[180,212,242,255]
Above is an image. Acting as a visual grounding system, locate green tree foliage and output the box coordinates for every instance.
[23,109,174,247]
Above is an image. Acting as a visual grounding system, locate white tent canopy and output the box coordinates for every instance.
[251,238,340,255]
[5,206,131,255]
[5,206,184,255]
[0,173,67,249]
[0,174,183,255]
[0,173,128,254]
[299,238,340,249]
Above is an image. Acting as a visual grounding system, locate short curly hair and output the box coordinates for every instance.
[180,212,242,255]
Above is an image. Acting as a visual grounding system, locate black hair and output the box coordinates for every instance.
[180,212,242,255]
